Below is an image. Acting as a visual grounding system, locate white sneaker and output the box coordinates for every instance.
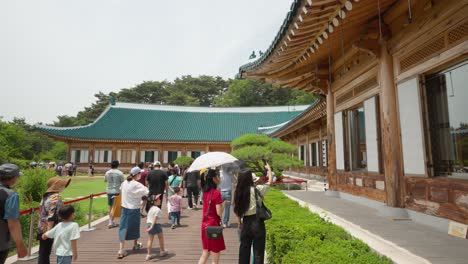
[159,250,169,257]
[222,223,227,228]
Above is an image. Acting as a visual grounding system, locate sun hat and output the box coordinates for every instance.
[46,177,71,193]
[252,172,260,183]
[130,167,141,176]
[153,161,161,166]
[0,163,23,180]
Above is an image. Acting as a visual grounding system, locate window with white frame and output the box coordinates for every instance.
[425,61,468,179]
[71,149,89,163]
[189,151,202,159]
[94,149,112,163]
[298,145,306,165]
[343,106,367,171]
[120,150,133,164]
[322,140,328,167]
[168,151,179,164]
[310,142,319,167]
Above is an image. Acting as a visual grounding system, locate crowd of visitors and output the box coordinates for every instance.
[0,157,274,264]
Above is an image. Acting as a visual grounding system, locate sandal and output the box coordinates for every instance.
[117,250,127,259]
[133,242,143,250]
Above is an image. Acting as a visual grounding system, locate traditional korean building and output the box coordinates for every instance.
[240,0,468,226]
[36,102,308,171]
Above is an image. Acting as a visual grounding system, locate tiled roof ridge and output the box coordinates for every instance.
[257,121,291,131]
[113,102,310,113]
[257,97,322,135]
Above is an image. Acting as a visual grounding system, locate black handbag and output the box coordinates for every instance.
[255,189,272,221]
[205,190,223,239]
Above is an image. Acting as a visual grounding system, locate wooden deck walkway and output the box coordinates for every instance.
[17,199,240,263]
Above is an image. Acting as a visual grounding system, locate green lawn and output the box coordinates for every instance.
[61,175,107,198]
[60,176,109,225]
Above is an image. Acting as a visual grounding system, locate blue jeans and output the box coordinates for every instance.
[221,190,232,225]
[57,256,72,264]
[170,211,180,225]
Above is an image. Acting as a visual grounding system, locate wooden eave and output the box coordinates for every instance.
[270,99,327,138]
[239,0,397,92]
[41,131,231,145]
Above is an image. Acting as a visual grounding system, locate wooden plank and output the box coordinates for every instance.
[16,199,240,264]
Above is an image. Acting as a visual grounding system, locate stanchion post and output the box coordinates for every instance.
[82,194,96,232]
[18,208,38,261]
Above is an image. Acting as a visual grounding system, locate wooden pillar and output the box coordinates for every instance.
[380,41,404,208]
[66,141,71,162]
[89,143,95,163]
[326,85,337,190]
[205,145,210,153]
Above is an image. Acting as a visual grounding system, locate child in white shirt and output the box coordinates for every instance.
[145,194,168,261]
[42,205,80,264]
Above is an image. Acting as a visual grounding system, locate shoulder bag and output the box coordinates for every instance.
[255,189,272,221]
[205,190,223,239]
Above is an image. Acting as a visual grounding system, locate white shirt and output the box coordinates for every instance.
[45,222,80,256]
[147,206,161,224]
[121,180,149,209]
[244,184,270,216]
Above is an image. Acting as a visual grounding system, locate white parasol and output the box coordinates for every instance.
[187,152,238,172]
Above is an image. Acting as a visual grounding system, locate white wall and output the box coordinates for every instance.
[397,77,426,175]
[335,112,345,170]
[364,97,380,172]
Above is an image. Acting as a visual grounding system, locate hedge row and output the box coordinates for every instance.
[264,189,391,264]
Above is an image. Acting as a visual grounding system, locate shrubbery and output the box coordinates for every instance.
[264,189,391,264]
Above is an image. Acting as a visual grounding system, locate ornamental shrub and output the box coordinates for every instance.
[264,189,391,264]
[17,168,55,203]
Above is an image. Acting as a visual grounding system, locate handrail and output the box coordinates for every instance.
[19,191,107,216]
[17,191,107,261]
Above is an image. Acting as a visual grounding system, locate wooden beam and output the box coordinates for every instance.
[380,41,404,208]
[352,39,380,57]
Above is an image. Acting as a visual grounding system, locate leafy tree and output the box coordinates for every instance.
[230,133,302,173]
[174,156,195,168]
[215,79,316,107]
[51,76,315,127]
[0,118,65,165]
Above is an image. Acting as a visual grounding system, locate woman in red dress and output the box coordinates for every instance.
[198,169,225,264]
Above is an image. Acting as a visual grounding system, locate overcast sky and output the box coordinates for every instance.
[0,0,292,124]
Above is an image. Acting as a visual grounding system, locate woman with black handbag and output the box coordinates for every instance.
[198,169,225,264]
[234,162,273,264]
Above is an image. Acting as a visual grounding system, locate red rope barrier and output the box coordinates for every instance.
[19,191,108,215]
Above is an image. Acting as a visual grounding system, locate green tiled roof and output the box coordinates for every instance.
[257,98,321,136]
[36,103,309,142]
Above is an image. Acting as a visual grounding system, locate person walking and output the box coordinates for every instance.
[41,205,80,264]
[136,162,148,216]
[183,170,200,209]
[234,163,273,264]
[166,169,182,216]
[37,177,71,264]
[117,167,148,259]
[198,169,225,264]
[146,161,168,210]
[0,164,27,264]
[219,165,236,228]
[145,194,168,261]
[104,160,124,229]
[168,187,182,229]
